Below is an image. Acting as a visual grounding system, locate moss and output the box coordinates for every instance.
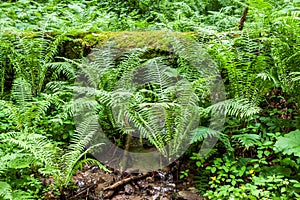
[82,33,108,47]
[2,30,197,59]
[106,31,196,51]
[88,31,197,59]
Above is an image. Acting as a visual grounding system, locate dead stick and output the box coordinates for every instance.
[69,185,94,200]
[86,187,89,200]
[104,173,150,191]
[103,173,151,199]
[238,7,249,31]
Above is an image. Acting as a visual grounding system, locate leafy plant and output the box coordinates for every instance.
[274,130,300,157]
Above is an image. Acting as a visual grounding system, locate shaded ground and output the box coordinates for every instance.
[62,165,205,200]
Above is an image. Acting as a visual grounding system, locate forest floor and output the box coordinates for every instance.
[57,164,204,200]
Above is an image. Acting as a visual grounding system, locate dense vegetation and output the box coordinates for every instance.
[0,0,299,199]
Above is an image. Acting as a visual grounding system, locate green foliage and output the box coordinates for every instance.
[232,133,261,150]
[194,150,300,199]
[0,0,299,199]
[71,38,216,159]
[62,114,109,186]
[0,181,12,200]
[274,130,300,157]
[0,73,107,197]
[206,98,261,119]
[180,169,189,179]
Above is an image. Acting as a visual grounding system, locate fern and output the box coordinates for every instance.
[190,126,222,144]
[80,41,117,89]
[8,78,51,130]
[232,134,261,150]
[62,114,108,186]
[290,71,300,81]
[72,158,108,174]
[11,78,32,107]
[46,61,77,81]
[0,77,71,190]
[190,126,233,155]
[5,30,74,96]
[0,181,33,200]
[69,33,230,162]
[110,60,201,158]
[11,133,56,165]
[205,97,261,119]
[0,181,12,200]
[0,130,63,196]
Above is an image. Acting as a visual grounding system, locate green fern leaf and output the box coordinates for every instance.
[11,78,32,106]
[0,181,12,200]
[232,134,261,149]
[190,126,221,144]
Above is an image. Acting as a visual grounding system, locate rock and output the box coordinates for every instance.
[177,191,205,200]
[187,187,198,193]
[95,183,105,197]
[124,184,134,195]
[160,196,169,200]
[125,168,140,174]
[146,176,154,182]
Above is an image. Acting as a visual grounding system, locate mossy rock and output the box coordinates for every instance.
[81,31,197,57]
[1,30,197,59]
[107,31,195,50]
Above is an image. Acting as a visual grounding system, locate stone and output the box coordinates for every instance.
[177,191,205,200]
[124,184,135,195]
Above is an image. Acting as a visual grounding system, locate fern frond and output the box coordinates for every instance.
[24,100,51,125]
[72,158,108,174]
[116,48,147,90]
[143,58,177,91]
[80,41,116,88]
[62,114,108,185]
[206,98,261,119]
[46,62,76,80]
[69,115,99,153]
[232,134,261,149]
[290,72,300,82]
[43,33,66,64]
[190,126,221,144]
[257,71,280,87]
[68,86,112,119]
[0,150,35,171]
[7,131,59,167]
[11,78,32,106]
[73,86,112,103]
[0,181,12,200]
[45,81,70,93]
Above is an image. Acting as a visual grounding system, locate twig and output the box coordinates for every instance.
[104,172,150,191]
[103,172,151,198]
[239,7,249,31]
[86,187,89,200]
[69,185,95,200]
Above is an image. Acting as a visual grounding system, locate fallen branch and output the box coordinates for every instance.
[104,172,150,191]
[103,172,151,198]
